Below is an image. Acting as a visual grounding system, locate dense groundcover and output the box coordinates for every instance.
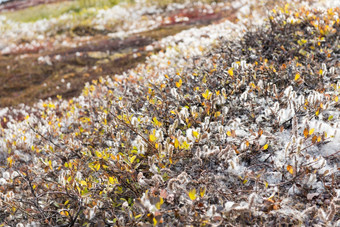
[0,5,339,227]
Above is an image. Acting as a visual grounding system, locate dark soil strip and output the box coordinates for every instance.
[0,4,239,108]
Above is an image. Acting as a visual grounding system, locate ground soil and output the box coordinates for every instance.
[0,2,238,107]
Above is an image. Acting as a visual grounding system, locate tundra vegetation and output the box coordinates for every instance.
[0,0,339,226]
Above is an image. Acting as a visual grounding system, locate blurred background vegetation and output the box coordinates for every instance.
[3,0,124,22]
[2,0,224,23]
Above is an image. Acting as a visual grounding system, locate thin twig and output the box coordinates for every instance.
[323,150,340,158]
[28,123,63,148]
[18,171,49,223]
[109,109,158,154]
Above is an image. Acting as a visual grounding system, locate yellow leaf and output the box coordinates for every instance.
[319,69,323,75]
[317,136,321,143]
[193,131,199,139]
[228,68,234,77]
[95,151,102,158]
[263,144,269,150]
[335,96,339,102]
[174,138,179,149]
[48,160,53,170]
[109,177,117,184]
[176,79,182,88]
[155,197,164,210]
[188,188,197,201]
[202,89,212,100]
[200,187,206,198]
[170,110,176,115]
[214,111,221,118]
[153,217,157,226]
[153,117,161,126]
[149,134,157,142]
[182,141,190,150]
[80,180,87,186]
[227,131,232,137]
[130,155,136,164]
[94,163,100,171]
[328,115,333,121]
[7,156,13,167]
[294,73,300,81]
[287,165,294,175]
[297,39,307,46]
[60,211,69,216]
[135,214,142,219]
[265,181,269,188]
[50,103,57,109]
[309,128,315,135]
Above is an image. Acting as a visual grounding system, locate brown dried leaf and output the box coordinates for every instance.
[303,128,309,138]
